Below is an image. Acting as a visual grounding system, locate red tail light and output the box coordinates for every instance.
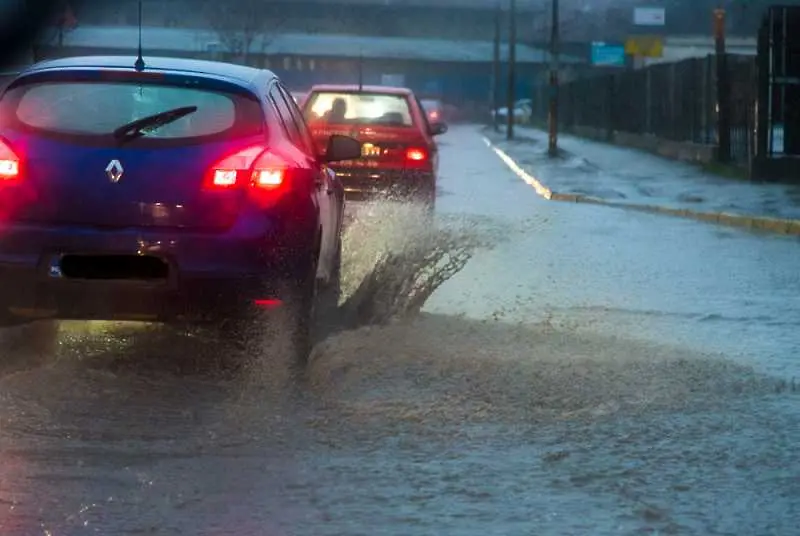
[0,138,21,182]
[205,145,288,192]
[406,148,427,162]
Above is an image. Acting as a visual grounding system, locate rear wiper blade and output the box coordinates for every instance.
[112,106,198,143]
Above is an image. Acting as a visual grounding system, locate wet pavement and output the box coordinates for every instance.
[0,124,799,535]
[483,125,800,221]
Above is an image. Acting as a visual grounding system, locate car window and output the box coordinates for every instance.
[303,91,414,127]
[268,83,302,148]
[8,81,262,141]
[276,84,316,156]
[415,96,433,133]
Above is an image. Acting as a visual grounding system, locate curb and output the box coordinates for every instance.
[483,136,800,236]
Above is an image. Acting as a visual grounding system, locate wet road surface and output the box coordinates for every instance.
[1,125,799,535]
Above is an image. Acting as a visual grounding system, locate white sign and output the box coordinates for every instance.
[633,7,666,26]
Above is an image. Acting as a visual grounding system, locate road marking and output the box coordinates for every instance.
[483,134,800,236]
[482,136,553,200]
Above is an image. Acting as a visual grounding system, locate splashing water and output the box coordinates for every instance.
[335,200,498,330]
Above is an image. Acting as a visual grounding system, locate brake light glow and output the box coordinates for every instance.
[406,148,427,161]
[206,145,288,191]
[253,169,284,188]
[253,298,282,309]
[0,138,21,181]
[212,169,237,187]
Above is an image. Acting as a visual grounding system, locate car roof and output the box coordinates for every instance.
[308,84,413,96]
[19,56,274,91]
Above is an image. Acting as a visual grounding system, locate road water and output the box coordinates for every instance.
[0,200,797,535]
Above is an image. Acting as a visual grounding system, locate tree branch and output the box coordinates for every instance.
[203,0,285,60]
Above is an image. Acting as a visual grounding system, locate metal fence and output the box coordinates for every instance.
[532,54,757,166]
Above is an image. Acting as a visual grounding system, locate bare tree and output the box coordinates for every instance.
[203,0,284,65]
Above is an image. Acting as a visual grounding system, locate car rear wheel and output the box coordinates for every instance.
[316,238,342,338]
[416,180,436,215]
[0,319,60,367]
[218,254,318,369]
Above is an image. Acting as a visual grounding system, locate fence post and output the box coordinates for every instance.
[606,74,615,141]
[671,62,678,140]
[644,68,652,135]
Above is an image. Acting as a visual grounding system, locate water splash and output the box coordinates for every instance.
[335,200,497,330]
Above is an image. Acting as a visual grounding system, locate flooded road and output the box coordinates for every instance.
[1,125,799,535]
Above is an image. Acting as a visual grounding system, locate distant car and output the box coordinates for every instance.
[301,84,447,210]
[420,98,445,125]
[0,56,362,364]
[493,98,533,125]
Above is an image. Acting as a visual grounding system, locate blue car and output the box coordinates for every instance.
[0,56,361,363]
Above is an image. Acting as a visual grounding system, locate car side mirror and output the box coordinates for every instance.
[324,134,361,162]
[430,122,448,136]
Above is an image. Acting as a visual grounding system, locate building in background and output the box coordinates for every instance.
[36,25,585,113]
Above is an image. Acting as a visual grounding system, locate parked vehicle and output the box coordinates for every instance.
[493,98,533,125]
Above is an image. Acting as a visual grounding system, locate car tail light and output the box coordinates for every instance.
[205,145,288,192]
[405,148,427,162]
[429,110,440,121]
[0,138,21,182]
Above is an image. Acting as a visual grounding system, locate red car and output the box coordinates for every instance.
[301,84,447,210]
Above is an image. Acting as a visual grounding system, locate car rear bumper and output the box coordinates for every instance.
[332,167,435,199]
[0,220,315,324]
[0,267,278,323]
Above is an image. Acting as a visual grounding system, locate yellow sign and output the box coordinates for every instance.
[624,35,664,58]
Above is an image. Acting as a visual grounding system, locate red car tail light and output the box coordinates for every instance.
[205,145,288,192]
[405,148,427,162]
[0,138,22,182]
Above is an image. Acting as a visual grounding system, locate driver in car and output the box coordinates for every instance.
[323,97,348,123]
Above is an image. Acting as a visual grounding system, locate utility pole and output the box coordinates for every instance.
[506,0,516,140]
[714,6,731,163]
[547,0,560,157]
[492,1,501,132]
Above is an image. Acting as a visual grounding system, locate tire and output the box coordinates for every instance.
[277,273,315,367]
[417,180,436,215]
[315,238,342,339]
[218,253,318,369]
[0,319,60,367]
[320,238,342,309]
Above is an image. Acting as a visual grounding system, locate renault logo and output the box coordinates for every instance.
[105,159,124,183]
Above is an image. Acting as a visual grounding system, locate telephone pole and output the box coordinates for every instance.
[714,6,731,162]
[492,1,501,132]
[547,0,560,157]
[506,0,517,140]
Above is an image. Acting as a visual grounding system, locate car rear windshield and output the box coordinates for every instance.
[303,91,414,127]
[1,80,264,143]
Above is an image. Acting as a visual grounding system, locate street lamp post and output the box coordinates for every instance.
[492,1,501,132]
[714,6,731,163]
[506,0,516,140]
[547,0,560,157]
